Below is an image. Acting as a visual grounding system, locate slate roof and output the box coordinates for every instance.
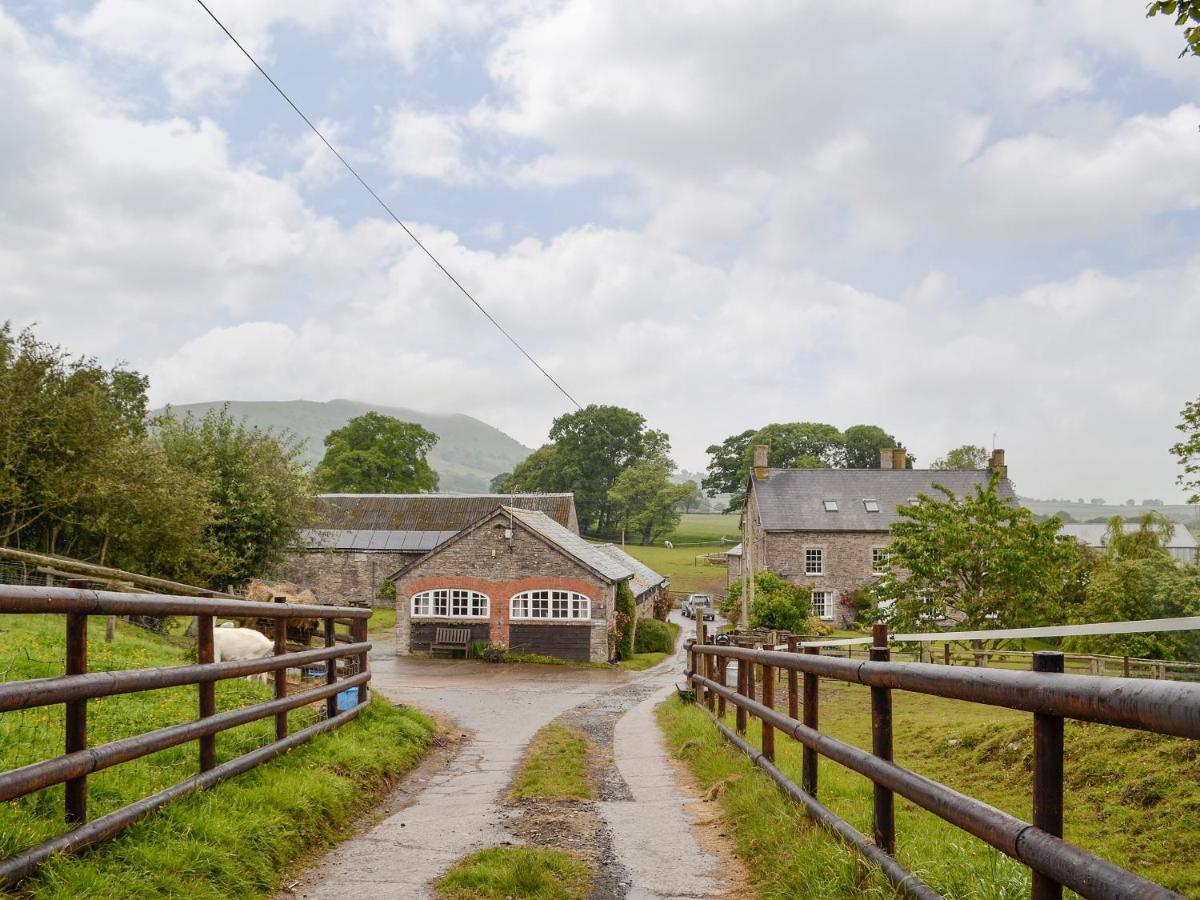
[1059,522,1198,550]
[505,507,633,583]
[752,469,1015,532]
[726,543,743,557]
[299,493,578,551]
[594,544,667,597]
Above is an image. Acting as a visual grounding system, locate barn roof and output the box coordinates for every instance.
[1058,521,1198,550]
[594,544,667,597]
[505,507,633,583]
[298,492,578,551]
[752,469,1015,532]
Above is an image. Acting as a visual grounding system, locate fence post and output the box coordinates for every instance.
[64,579,88,825]
[787,636,799,721]
[944,642,951,666]
[699,622,709,707]
[717,654,727,718]
[746,643,757,703]
[1123,655,1130,678]
[870,622,895,855]
[705,649,716,712]
[735,654,748,735]
[273,597,288,740]
[325,611,338,720]
[802,645,819,797]
[761,659,775,762]
[197,591,215,773]
[1032,651,1065,900]
[354,614,370,705]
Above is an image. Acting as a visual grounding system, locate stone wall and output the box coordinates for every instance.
[273,550,412,607]
[392,510,615,662]
[759,529,891,628]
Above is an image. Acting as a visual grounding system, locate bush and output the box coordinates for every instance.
[726,572,813,633]
[376,580,397,601]
[613,582,637,661]
[634,617,676,653]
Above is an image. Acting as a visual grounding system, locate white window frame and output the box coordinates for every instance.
[510,589,592,621]
[804,547,824,576]
[863,498,880,513]
[871,547,888,574]
[811,590,834,621]
[822,499,839,512]
[410,588,489,619]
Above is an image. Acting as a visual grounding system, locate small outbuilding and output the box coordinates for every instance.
[391,505,655,663]
[1058,521,1198,565]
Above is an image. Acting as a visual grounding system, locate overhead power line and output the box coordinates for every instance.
[194,0,583,411]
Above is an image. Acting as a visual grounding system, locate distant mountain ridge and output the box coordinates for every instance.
[157,399,534,493]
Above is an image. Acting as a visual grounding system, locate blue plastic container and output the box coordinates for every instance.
[336,688,358,712]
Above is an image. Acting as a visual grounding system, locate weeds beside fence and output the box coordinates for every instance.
[0,584,372,889]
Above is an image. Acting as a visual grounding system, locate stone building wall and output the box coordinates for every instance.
[759,530,892,628]
[392,510,615,662]
[273,550,412,607]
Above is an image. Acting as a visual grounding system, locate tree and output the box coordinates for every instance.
[675,480,702,513]
[1148,1,1200,57]
[701,429,756,498]
[1065,513,1200,661]
[1171,396,1200,503]
[496,444,567,496]
[864,477,1074,657]
[725,571,815,634]
[843,424,899,469]
[608,461,693,545]
[315,413,439,493]
[157,407,313,587]
[931,444,988,471]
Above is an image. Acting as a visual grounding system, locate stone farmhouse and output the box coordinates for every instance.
[274,493,579,606]
[730,445,1015,628]
[390,506,666,663]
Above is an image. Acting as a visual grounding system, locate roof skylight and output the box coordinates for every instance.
[823,499,839,512]
[863,499,880,512]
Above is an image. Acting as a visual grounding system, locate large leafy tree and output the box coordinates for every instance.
[608,461,694,545]
[931,444,988,471]
[1171,396,1200,502]
[157,407,313,587]
[701,429,757,499]
[865,477,1074,653]
[315,412,439,494]
[843,424,901,469]
[507,405,669,534]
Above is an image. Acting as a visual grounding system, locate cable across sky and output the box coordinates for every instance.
[194,0,584,412]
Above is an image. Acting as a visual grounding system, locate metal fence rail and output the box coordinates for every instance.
[0,583,372,889]
[687,623,1200,900]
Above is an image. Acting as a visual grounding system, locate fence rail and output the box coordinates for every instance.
[0,583,372,889]
[687,623,1199,899]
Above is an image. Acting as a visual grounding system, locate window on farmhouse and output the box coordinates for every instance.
[871,547,888,573]
[510,590,591,620]
[811,590,833,620]
[863,498,880,513]
[804,547,824,575]
[823,499,839,512]
[411,589,489,618]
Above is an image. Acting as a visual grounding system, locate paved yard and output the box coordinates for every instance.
[289,613,735,899]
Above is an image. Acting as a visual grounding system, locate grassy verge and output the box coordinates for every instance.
[501,653,610,670]
[368,606,396,634]
[658,678,1200,897]
[509,724,594,802]
[435,846,591,899]
[0,614,435,899]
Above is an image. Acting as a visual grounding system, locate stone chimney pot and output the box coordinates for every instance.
[752,444,769,479]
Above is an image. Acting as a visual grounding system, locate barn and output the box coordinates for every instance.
[391,505,658,663]
[273,493,580,606]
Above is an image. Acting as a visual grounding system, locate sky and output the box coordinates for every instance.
[1,1,1198,502]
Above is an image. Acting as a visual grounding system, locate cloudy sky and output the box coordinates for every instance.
[2,1,1198,501]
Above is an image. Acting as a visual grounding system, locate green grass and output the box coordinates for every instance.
[619,543,731,596]
[0,614,435,898]
[658,678,1200,898]
[668,513,742,544]
[368,606,396,634]
[502,653,610,670]
[435,846,591,899]
[509,724,594,802]
[619,620,680,670]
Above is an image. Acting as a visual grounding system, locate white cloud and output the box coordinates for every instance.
[377,107,474,182]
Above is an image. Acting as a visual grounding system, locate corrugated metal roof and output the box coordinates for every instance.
[312,493,577,533]
[753,469,1016,532]
[506,507,633,582]
[1059,522,1198,550]
[299,529,459,552]
[594,544,667,597]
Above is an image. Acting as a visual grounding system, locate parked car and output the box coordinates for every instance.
[682,593,716,620]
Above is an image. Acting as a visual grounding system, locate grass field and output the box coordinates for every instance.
[667,513,742,544]
[0,614,434,898]
[659,679,1200,897]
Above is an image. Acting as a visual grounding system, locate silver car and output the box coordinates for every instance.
[682,593,716,620]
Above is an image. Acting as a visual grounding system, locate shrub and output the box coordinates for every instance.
[376,580,397,601]
[613,582,637,661]
[634,617,675,654]
[726,572,813,633]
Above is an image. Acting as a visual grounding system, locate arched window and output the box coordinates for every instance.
[410,589,489,618]
[510,590,591,621]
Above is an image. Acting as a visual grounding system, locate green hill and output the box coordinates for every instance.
[157,399,533,492]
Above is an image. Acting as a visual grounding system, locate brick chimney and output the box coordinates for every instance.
[752,444,769,479]
[879,447,893,469]
[989,448,1007,480]
[892,444,907,470]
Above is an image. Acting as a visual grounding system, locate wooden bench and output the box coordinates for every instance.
[431,626,472,658]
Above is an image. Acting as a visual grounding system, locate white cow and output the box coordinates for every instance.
[664,540,674,549]
[213,624,275,683]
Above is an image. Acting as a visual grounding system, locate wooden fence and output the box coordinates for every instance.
[687,622,1200,900]
[0,583,372,889]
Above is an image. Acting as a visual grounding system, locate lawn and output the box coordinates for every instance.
[435,847,591,900]
[658,677,1200,897]
[509,723,594,803]
[618,543,731,597]
[668,513,741,545]
[368,606,396,634]
[0,613,434,898]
